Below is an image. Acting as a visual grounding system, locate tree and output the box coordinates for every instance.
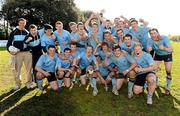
[79,10,93,23]
[2,0,81,30]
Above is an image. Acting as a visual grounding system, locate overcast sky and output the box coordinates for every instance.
[75,0,180,35]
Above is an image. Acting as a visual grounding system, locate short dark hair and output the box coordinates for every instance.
[114,17,120,20]
[103,30,111,35]
[77,22,83,27]
[44,24,53,30]
[106,19,111,22]
[124,34,132,40]
[112,44,121,51]
[118,20,125,24]
[28,24,37,30]
[149,28,159,33]
[116,29,123,33]
[64,48,71,52]
[86,45,93,50]
[48,45,56,49]
[101,42,109,47]
[129,18,138,23]
[70,42,77,46]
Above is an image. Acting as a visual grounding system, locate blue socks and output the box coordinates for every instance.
[112,77,116,90]
[92,77,97,90]
[144,82,148,90]
[156,77,159,87]
[37,79,43,90]
[57,79,63,88]
[166,76,172,90]
[147,92,153,98]
[128,80,134,93]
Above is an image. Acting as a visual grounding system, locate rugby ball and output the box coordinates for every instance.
[8,46,20,54]
[88,70,94,75]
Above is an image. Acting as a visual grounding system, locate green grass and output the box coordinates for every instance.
[0,43,180,116]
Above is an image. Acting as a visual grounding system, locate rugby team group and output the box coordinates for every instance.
[6,13,173,105]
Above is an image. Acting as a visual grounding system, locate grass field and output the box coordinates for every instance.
[0,43,180,116]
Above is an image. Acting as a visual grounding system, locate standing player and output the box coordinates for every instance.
[116,29,125,45]
[69,22,78,42]
[87,23,103,49]
[41,24,56,53]
[147,28,173,95]
[129,18,149,51]
[54,21,71,52]
[85,12,104,38]
[24,24,43,82]
[70,22,88,52]
[120,34,136,55]
[103,30,118,49]
[6,18,33,90]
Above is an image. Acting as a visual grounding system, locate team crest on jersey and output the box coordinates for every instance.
[141,61,145,64]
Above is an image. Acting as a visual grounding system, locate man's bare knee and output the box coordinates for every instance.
[36,72,43,79]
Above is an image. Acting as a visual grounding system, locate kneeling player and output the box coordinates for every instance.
[57,48,74,88]
[94,54,109,91]
[74,45,99,96]
[133,43,157,105]
[105,45,136,97]
[35,45,59,92]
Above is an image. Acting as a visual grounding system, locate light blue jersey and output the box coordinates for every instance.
[123,28,130,35]
[36,54,58,72]
[111,26,118,37]
[54,30,71,52]
[70,32,79,41]
[71,51,80,59]
[78,52,96,69]
[129,26,150,50]
[133,52,155,74]
[58,56,73,69]
[77,33,87,48]
[102,26,115,36]
[108,54,134,73]
[86,23,104,40]
[87,33,103,49]
[149,36,172,55]
[41,34,55,49]
[120,41,135,55]
[98,50,107,61]
[114,28,130,39]
[104,39,116,49]
[99,64,109,77]
[70,31,86,52]
[38,28,45,38]
[98,50,112,61]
